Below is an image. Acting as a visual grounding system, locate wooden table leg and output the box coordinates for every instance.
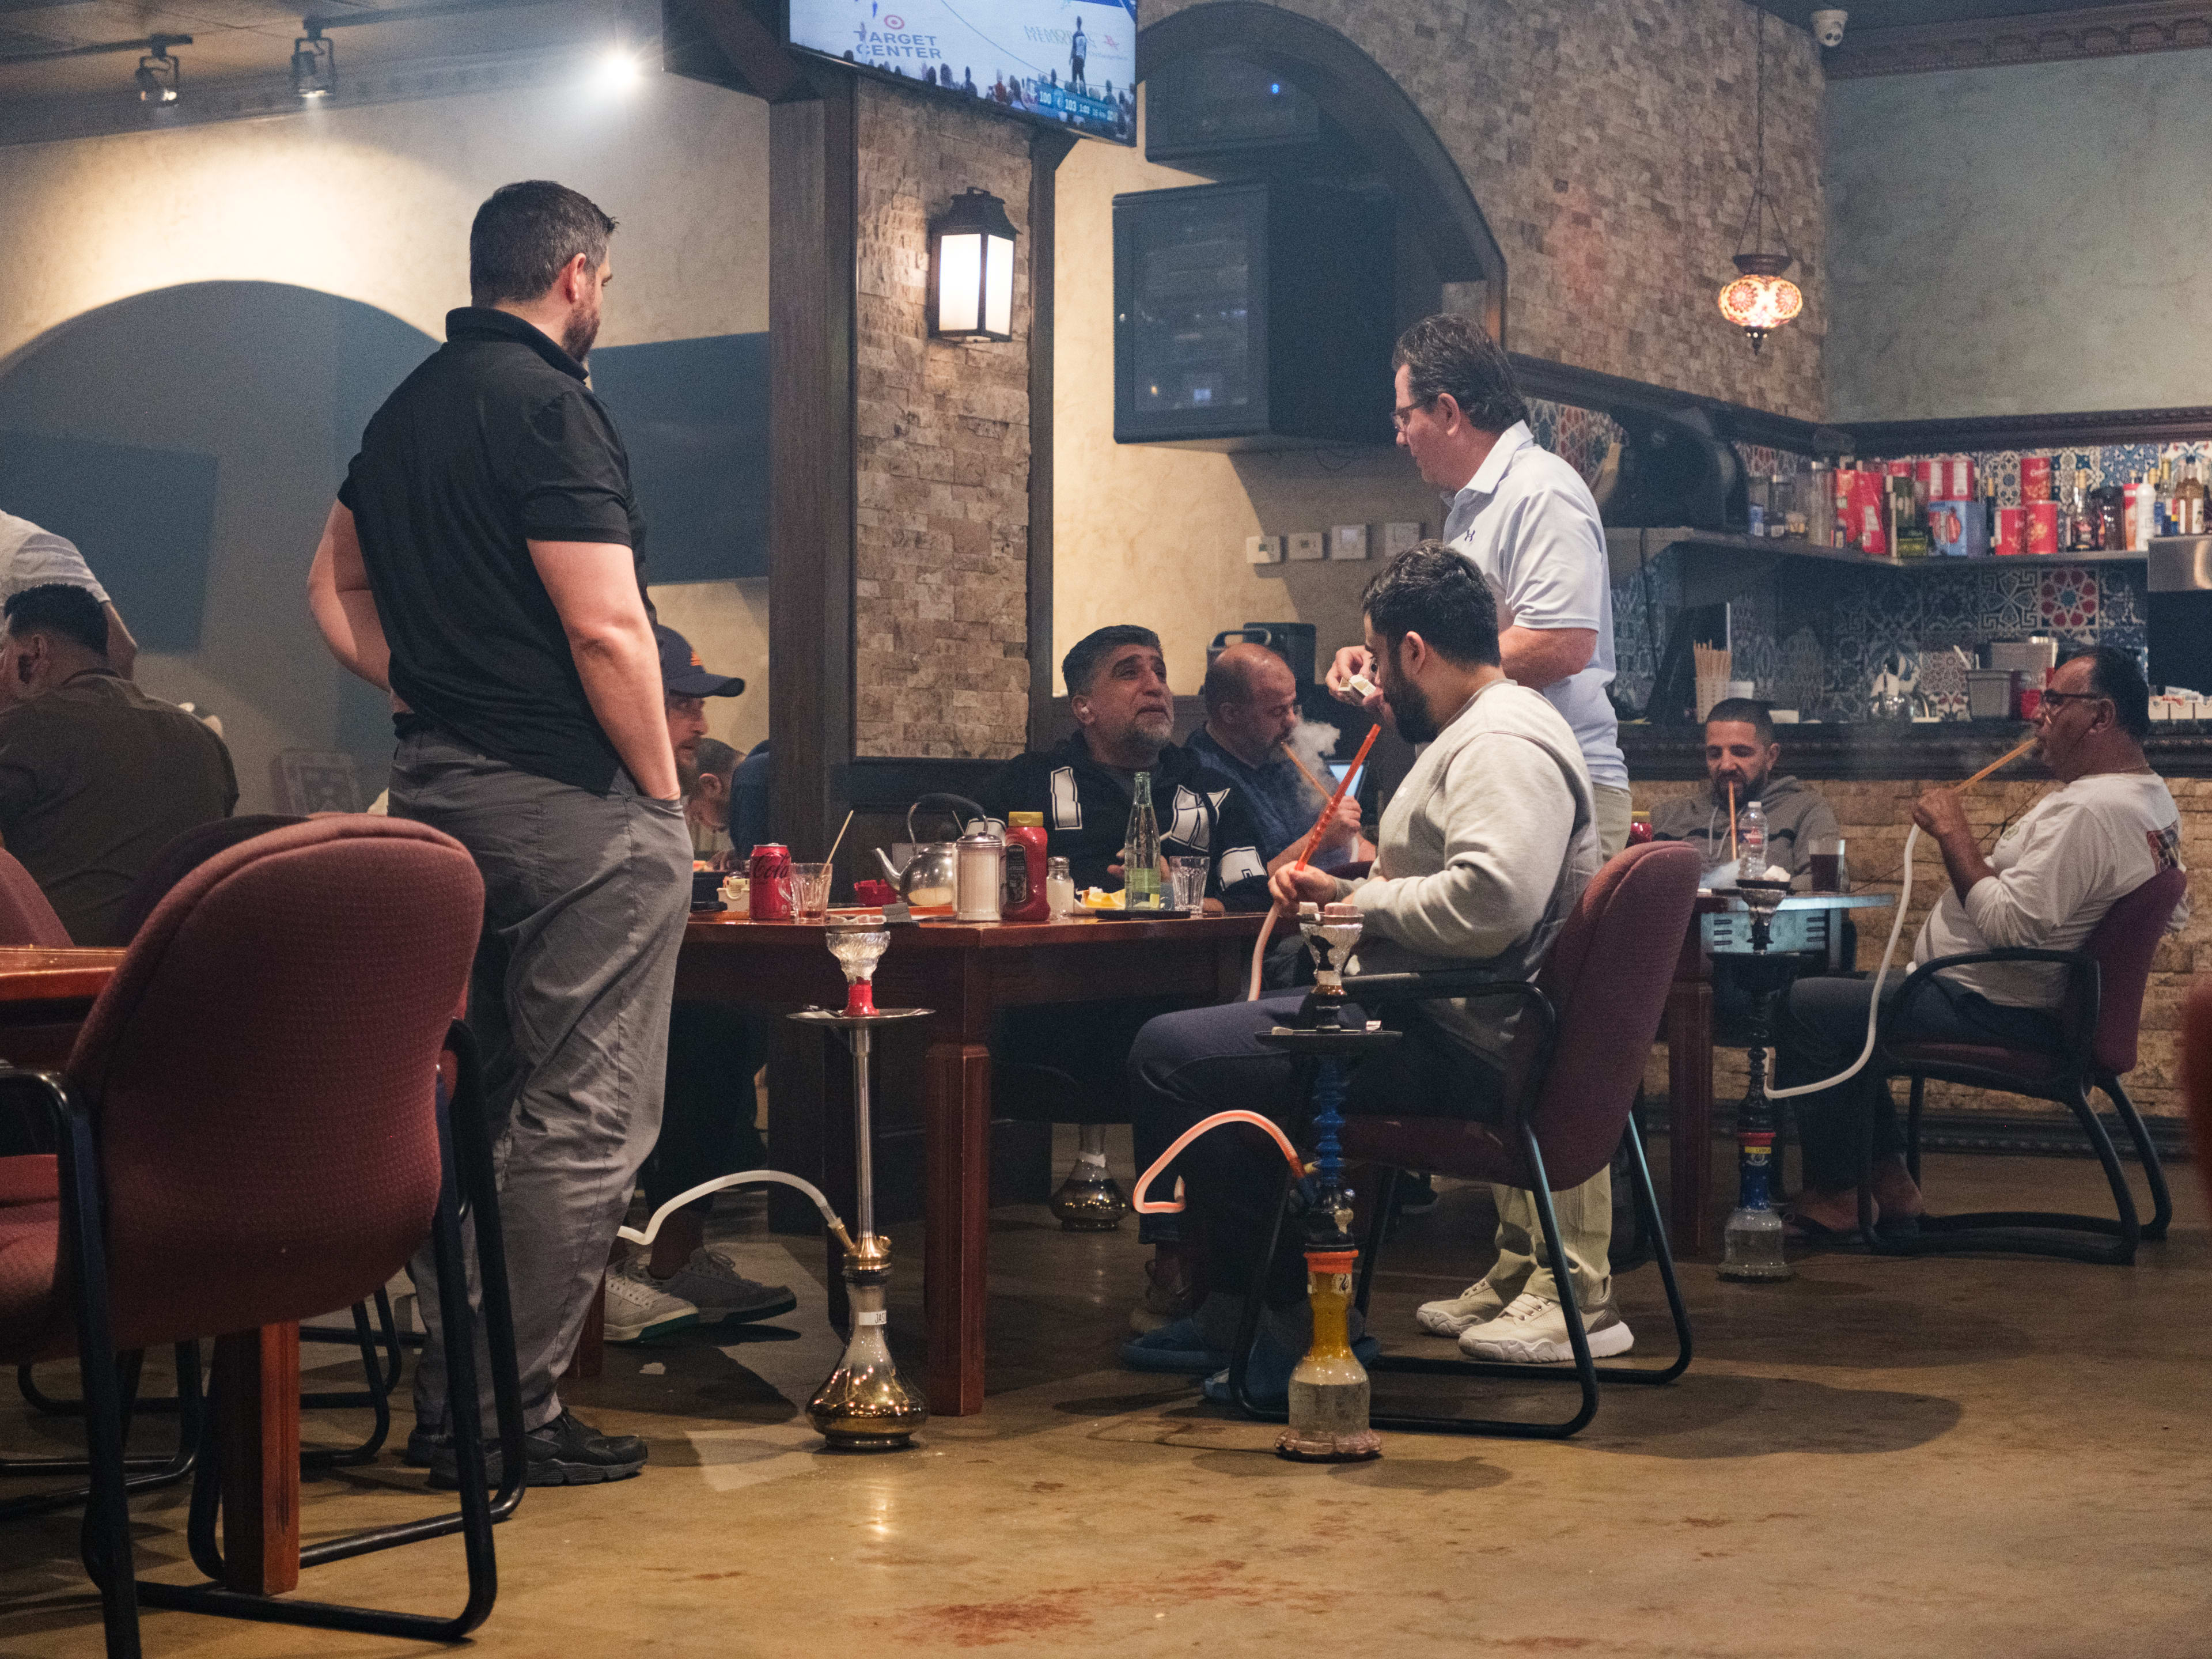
[1665,978,1716,1258]
[924,1040,991,1416]
[213,1321,300,1595]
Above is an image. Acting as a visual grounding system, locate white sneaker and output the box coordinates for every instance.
[1456,1291,1634,1363]
[604,1260,702,1344]
[1415,1276,1512,1337]
[650,1248,797,1325]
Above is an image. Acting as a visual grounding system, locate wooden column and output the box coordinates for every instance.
[1026,128,1075,749]
[213,1322,300,1594]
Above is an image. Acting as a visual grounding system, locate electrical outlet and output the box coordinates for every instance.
[1329,524,1369,560]
[1245,534,1283,565]
[1287,531,1325,562]
[1382,521,1423,558]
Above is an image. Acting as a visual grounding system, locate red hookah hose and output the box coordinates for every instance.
[1247,724,1381,1002]
[1133,1111,1305,1214]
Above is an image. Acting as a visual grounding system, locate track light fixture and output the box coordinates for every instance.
[291,27,336,97]
[134,41,181,104]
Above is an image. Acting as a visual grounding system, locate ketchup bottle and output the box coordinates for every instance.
[1002,812,1050,922]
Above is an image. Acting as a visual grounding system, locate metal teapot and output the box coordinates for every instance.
[872,794,990,910]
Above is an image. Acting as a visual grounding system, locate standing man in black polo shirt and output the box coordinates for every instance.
[308,180,690,1487]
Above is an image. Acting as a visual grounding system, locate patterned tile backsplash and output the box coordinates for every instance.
[1521,396,2172,721]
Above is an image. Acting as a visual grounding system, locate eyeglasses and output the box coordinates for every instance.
[2034,690,2107,718]
[1391,396,1437,432]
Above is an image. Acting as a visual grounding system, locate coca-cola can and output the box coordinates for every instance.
[747,843,794,921]
[1995,506,2026,555]
[2021,455,2052,502]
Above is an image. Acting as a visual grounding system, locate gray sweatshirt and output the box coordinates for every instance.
[1334,679,1599,1062]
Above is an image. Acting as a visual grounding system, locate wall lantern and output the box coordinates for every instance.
[929,188,1017,343]
[1717,9,1802,355]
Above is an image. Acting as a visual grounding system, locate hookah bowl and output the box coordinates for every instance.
[795,927,931,1449]
[1048,1123,1128,1231]
[1718,878,1794,1283]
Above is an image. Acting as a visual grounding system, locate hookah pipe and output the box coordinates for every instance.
[1245,722,1380,1002]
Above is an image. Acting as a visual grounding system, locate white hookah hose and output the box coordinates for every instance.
[1766,821,1918,1100]
[617,1169,847,1247]
[1133,1110,1306,1215]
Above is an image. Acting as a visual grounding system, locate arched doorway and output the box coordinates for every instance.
[0,282,437,809]
[1135,1,1508,343]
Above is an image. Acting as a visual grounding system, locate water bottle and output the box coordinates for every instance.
[1738,798,1767,879]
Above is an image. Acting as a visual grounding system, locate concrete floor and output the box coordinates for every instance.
[5,1135,2209,1658]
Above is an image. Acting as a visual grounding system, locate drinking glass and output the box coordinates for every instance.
[1168,855,1209,913]
[1807,835,1846,893]
[791,861,834,922]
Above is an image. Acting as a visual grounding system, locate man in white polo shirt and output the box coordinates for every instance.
[1324,314,1629,1355]
[0,510,138,677]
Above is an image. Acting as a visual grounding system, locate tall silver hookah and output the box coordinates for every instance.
[793,920,933,1447]
[1718,877,1794,1282]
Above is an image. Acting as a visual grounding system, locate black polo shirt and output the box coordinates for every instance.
[339,307,647,794]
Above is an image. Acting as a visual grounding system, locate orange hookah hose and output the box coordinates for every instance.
[1246,723,1381,1002]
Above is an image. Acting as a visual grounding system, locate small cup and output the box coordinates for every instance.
[790,861,833,922]
[1807,835,1846,894]
[1168,855,1209,913]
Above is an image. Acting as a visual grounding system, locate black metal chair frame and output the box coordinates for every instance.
[14,1020,527,1656]
[1857,949,2171,1266]
[1226,970,1692,1440]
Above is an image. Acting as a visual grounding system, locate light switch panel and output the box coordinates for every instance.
[1245,534,1283,565]
[1329,524,1369,560]
[1287,531,1325,562]
[1382,521,1424,558]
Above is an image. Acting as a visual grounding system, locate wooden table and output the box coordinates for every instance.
[1663,893,1895,1256]
[0,946,301,1596]
[677,910,1267,1415]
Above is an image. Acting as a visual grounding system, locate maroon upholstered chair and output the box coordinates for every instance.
[0,816,522,1655]
[1248,842,1702,1438]
[110,813,303,943]
[0,846,71,946]
[1864,864,2187,1266]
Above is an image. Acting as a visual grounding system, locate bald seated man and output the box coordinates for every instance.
[1186,643,1370,874]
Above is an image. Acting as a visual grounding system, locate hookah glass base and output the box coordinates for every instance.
[806,1257,929,1450]
[1048,1124,1127,1230]
[1275,1251,1381,1463]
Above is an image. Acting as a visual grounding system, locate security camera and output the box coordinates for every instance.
[1810,9,1847,48]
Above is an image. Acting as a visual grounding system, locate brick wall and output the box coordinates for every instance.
[1634,776,2206,1121]
[853,78,1033,760]
[1147,0,1827,421]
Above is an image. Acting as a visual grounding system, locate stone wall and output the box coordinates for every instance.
[1633,775,2206,1122]
[1145,0,1828,421]
[853,79,1034,760]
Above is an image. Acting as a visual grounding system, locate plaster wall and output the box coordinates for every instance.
[1825,51,2212,422]
[0,73,773,806]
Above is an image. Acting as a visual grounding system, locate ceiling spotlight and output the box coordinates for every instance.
[291,28,335,99]
[134,43,180,104]
[597,44,643,90]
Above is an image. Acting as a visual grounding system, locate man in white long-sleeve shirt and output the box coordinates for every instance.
[1120,547,1609,1398]
[1779,645,2187,1238]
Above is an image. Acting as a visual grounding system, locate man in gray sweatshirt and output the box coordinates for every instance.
[1120,547,1609,1396]
[1649,699,1839,883]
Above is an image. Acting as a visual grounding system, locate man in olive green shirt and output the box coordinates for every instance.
[0,584,236,944]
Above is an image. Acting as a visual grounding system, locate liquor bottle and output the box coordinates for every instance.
[2067,469,2094,551]
[2180,459,2210,537]
[2156,457,2175,536]
[1122,772,1162,910]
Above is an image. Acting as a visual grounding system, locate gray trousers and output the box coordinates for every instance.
[392,729,691,1431]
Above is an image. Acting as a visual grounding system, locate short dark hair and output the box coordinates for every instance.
[3,584,107,656]
[1063,625,1161,698]
[1360,543,1501,668]
[694,737,740,784]
[1705,698,1777,747]
[1391,313,1529,433]
[2061,644,2151,741]
[469,181,618,308]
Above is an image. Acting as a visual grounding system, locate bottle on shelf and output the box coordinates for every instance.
[2066,468,2096,551]
[1122,772,1162,910]
[2180,458,2209,537]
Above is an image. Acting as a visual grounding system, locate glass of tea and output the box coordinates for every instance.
[1808,835,1846,893]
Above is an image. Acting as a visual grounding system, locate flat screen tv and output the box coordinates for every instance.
[785,0,1137,144]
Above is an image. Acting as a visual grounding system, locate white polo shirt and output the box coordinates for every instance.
[1441,421,1626,791]
[0,512,111,605]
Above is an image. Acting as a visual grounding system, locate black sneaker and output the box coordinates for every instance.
[427,1410,649,1489]
[404,1422,442,1468]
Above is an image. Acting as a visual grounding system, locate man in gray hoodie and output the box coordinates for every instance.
[1120,547,1608,1395]
[1649,699,1839,882]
